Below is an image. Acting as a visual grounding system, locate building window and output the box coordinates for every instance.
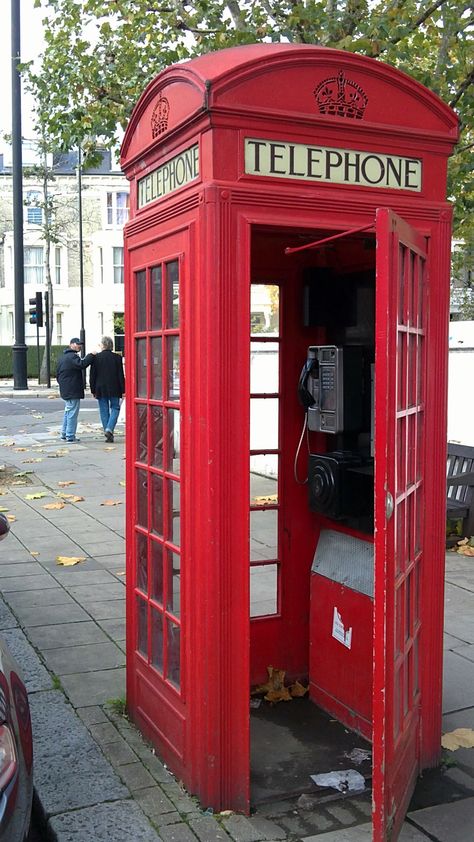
[56,312,63,345]
[99,247,104,284]
[98,312,104,336]
[107,192,129,226]
[55,246,61,284]
[24,246,44,285]
[113,247,124,284]
[26,191,43,225]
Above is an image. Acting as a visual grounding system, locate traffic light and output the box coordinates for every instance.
[29,292,43,327]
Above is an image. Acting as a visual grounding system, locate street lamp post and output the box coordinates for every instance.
[77,146,86,357]
[11,0,28,389]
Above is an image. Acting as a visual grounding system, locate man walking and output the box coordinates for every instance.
[56,338,95,443]
[90,336,125,443]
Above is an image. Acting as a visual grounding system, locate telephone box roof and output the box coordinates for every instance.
[121,43,458,167]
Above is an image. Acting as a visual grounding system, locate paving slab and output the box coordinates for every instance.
[408,797,474,841]
[27,620,110,650]
[98,617,126,641]
[4,588,76,609]
[18,602,91,627]
[0,596,18,629]
[59,666,126,706]
[51,568,119,586]
[42,641,125,675]
[64,582,125,601]
[443,649,474,712]
[444,583,474,644]
[49,800,163,842]
[301,822,431,840]
[83,599,126,620]
[0,572,59,592]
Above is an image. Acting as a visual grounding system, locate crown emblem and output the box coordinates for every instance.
[151,93,170,138]
[314,71,368,119]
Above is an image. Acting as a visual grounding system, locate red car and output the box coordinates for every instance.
[0,514,33,842]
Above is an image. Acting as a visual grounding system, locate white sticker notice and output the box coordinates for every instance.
[332,607,353,649]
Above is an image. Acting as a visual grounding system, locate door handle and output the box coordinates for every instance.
[385,491,394,521]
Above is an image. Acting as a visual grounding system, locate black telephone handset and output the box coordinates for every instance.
[298,358,319,409]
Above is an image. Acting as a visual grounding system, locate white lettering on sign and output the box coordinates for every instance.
[332,607,353,649]
[138,144,199,208]
[245,138,422,192]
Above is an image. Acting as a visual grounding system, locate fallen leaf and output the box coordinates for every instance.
[117,570,126,576]
[22,458,43,463]
[457,544,474,556]
[119,481,126,487]
[56,555,86,566]
[14,447,29,452]
[0,506,9,512]
[0,491,7,496]
[6,514,16,522]
[10,480,27,486]
[253,495,278,503]
[104,446,116,451]
[441,728,474,751]
[14,471,32,477]
[457,537,469,546]
[30,551,39,556]
[31,414,43,419]
[47,394,58,399]
[290,680,309,698]
[48,450,69,458]
[1,441,15,447]
[43,502,65,510]
[57,481,76,487]
[100,499,122,506]
[57,493,84,502]
[24,492,48,500]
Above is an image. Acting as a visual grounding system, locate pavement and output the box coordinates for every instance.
[0,381,473,841]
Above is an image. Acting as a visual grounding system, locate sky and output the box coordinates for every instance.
[1,0,46,140]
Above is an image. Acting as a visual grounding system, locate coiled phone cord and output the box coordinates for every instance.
[294,414,309,485]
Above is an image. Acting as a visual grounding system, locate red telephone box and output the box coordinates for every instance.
[121,44,458,841]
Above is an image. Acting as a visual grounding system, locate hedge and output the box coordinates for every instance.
[0,345,64,378]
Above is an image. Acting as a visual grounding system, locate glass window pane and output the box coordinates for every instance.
[137,597,148,657]
[150,539,163,604]
[136,270,146,331]
[151,608,163,673]
[167,337,180,401]
[136,404,147,463]
[166,619,180,689]
[136,469,148,530]
[250,455,278,505]
[167,409,180,475]
[250,398,279,450]
[166,550,180,619]
[151,473,163,538]
[250,509,278,561]
[150,337,162,400]
[136,339,147,398]
[151,266,162,330]
[166,260,179,328]
[251,342,279,394]
[151,407,163,469]
[168,480,180,547]
[250,284,279,336]
[136,532,147,594]
[250,564,278,617]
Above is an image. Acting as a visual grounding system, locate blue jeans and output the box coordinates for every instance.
[61,399,80,440]
[98,396,121,433]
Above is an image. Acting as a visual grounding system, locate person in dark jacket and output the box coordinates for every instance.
[56,338,95,442]
[90,336,125,443]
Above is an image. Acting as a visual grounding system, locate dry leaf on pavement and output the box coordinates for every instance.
[100,499,122,506]
[57,481,76,487]
[441,728,474,751]
[30,551,39,556]
[0,507,9,512]
[1,441,15,447]
[22,458,43,463]
[14,447,29,452]
[6,514,16,522]
[57,493,84,502]
[104,446,116,451]
[25,492,48,500]
[43,502,65,510]
[56,556,86,566]
[119,481,126,487]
